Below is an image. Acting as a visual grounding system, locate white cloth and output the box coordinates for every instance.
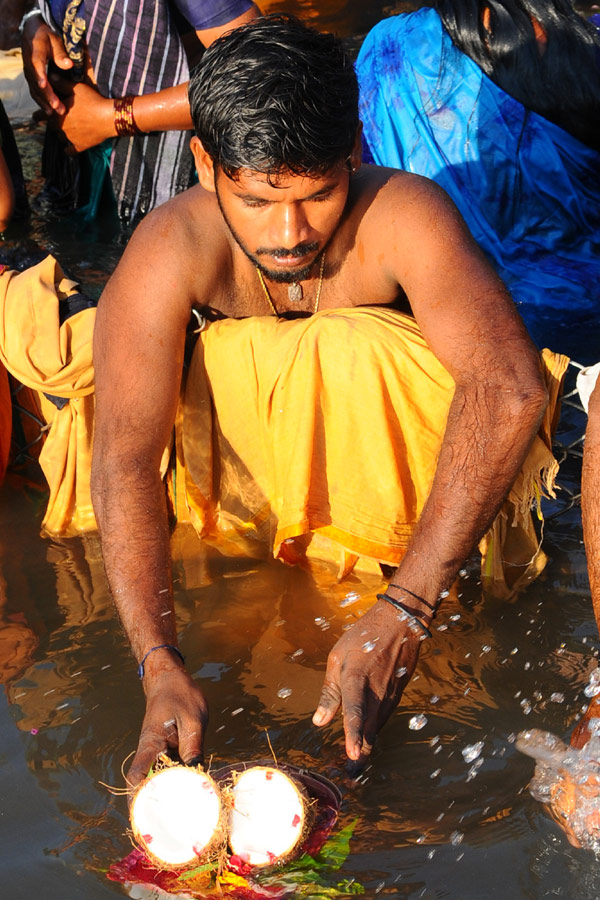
[577,363,600,413]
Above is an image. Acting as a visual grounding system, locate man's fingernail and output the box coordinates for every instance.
[185,755,203,768]
[313,708,326,725]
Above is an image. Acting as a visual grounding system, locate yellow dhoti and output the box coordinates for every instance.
[0,258,570,597]
[182,307,569,595]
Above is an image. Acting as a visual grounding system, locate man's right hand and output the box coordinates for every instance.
[21,15,74,116]
[127,668,209,791]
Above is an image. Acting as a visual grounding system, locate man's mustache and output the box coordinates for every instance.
[256,242,319,258]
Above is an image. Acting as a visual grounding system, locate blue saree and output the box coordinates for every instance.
[356,8,600,362]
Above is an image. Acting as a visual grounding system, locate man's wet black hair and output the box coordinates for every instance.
[188,14,359,178]
[435,0,600,151]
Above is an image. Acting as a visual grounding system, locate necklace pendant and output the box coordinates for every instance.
[288,282,303,303]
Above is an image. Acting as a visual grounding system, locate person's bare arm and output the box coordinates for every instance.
[583,380,600,634]
[315,177,548,761]
[0,149,15,232]
[48,5,260,152]
[92,204,207,787]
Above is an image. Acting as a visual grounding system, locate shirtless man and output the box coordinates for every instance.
[91,15,548,786]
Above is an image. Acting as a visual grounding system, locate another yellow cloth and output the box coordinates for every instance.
[182,307,569,594]
[0,257,96,534]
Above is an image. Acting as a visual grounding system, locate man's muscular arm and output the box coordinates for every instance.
[91,205,207,787]
[315,177,548,761]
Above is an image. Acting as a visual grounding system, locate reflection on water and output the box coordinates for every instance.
[1,1,600,898]
[0,486,597,898]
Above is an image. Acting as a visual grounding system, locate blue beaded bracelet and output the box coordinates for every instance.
[137,644,185,679]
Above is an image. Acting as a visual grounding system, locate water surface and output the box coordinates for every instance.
[1,2,599,898]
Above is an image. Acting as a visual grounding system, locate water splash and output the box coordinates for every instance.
[517,727,600,853]
[408,714,428,731]
[462,741,484,764]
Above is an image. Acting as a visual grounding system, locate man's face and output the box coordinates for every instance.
[213,164,352,283]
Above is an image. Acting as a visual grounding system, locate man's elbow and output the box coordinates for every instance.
[506,376,549,435]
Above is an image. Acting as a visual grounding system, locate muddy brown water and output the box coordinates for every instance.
[1,2,599,898]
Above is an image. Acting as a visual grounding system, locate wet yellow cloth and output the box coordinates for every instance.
[182,307,569,594]
[0,257,96,534]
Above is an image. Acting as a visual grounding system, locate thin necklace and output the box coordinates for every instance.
[256,252,326,317]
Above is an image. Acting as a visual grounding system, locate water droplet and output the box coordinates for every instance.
[409,714,428,731]
[416,834,426,844]
[524,662,531,670]
[462,741,484,763]
[481,645,491,654]
[520,699,532,715]
[231,708,244,716]
[463,687,471,696]
[314,616,327,627]
[510,647,519,655]
[459,569,468,577]
[430,695,440,704]
[533,690,543,701]
[340,592,360,607]
[430,736,440,746]
[584,683,600,698]
[466,757,484,781]
[396,666,408,677]
[450,614,461,622]
[430,768,441,778]
[439,590,450,599]
[291,648,303,659]
[428,849,436,859]
[362,639,378,653]
[277,688,292,699]
[450,830,464,846]
[436,624,448,632]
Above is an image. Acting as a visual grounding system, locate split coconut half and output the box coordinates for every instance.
[130,760,224,869]
[228,765,310,867]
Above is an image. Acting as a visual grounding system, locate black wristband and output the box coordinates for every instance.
[376,593,432,639]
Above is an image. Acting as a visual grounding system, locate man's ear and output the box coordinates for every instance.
[350,123,363,174]
[191,137,216,192]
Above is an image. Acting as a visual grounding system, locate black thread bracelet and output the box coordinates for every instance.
[376,593,433,639]
[387,583,437,613]
[138,644,185,679]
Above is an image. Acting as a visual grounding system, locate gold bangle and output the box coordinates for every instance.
[113,96,142,137]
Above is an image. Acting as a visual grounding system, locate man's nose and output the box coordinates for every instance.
[269,203,310,248]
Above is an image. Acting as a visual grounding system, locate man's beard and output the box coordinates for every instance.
[215,186,322,284]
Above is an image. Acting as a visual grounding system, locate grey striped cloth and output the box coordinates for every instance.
[39,0,195,222]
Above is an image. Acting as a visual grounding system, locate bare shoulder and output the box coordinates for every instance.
[356,166,466,236]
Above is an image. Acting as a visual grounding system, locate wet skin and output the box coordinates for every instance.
[91,139,547,785]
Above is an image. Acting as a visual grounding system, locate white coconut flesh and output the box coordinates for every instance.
[228,766,306,866]
[130,766,222,868]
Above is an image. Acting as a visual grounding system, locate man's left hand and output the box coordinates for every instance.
[313,598,426,762]
[48,80,117,152]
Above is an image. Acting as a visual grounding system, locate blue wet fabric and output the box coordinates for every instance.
[356,8,600,362]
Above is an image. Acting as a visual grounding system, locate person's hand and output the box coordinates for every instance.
[21,15,74,116]
[313,598,427,763]
[49,80,116,153]
[546,698,600,848]
[127,668,209,792]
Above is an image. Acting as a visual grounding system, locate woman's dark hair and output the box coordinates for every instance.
[434,0,600,150]
[188,14,359,178]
